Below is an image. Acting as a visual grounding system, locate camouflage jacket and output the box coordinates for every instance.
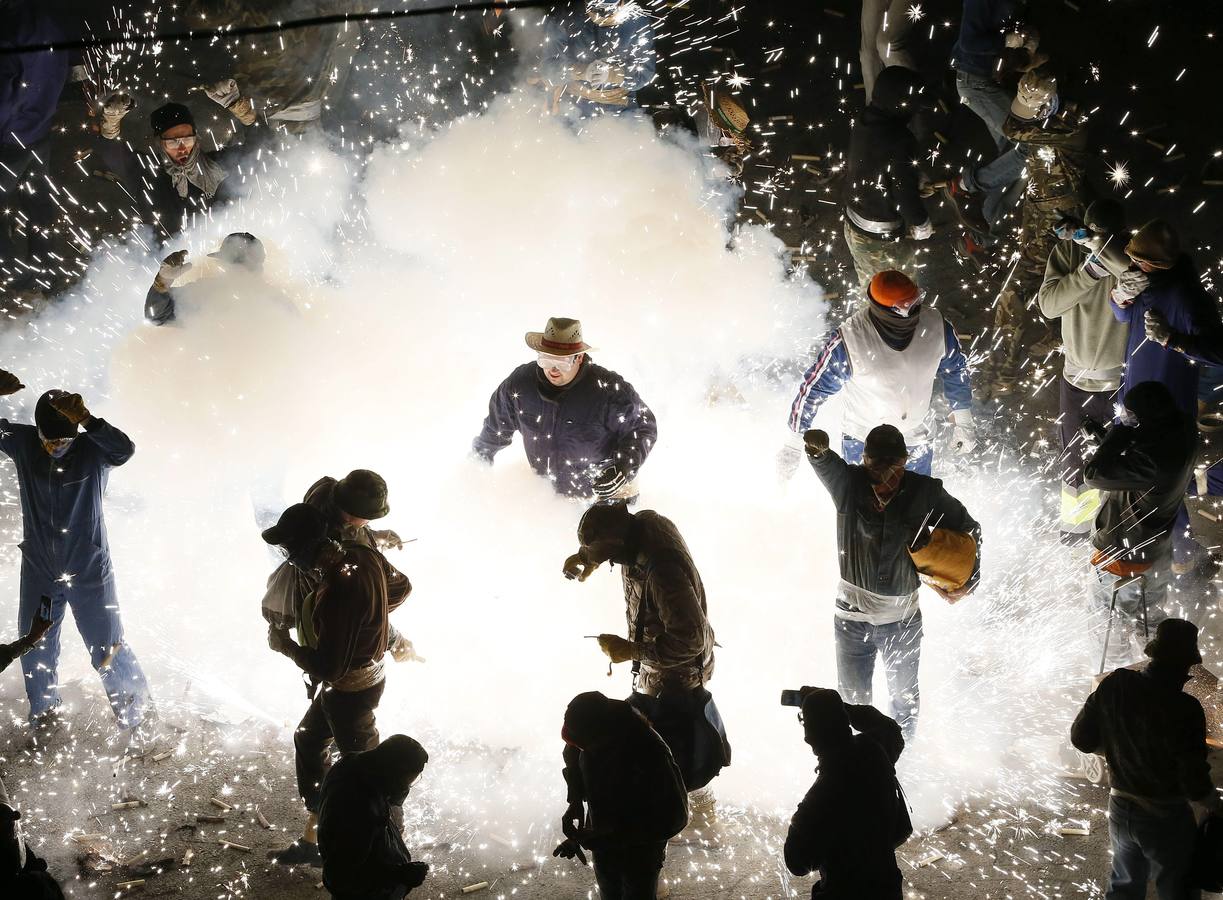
[1003,103,1089,205]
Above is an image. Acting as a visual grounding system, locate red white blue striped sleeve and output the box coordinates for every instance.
[788,329,852,432]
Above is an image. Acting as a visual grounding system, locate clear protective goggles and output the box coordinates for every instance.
[887,289,925,318]
[160,134,197,151]
[536,352,581,374]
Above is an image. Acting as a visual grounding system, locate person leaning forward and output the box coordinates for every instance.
[263,504,412,868]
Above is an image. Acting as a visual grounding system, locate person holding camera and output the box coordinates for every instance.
[1036,199,1131,544]
[552,691,688,899]
[317,734,431,900]
[0,371,151,740]
[801,424,980,740]
[784,687,908,900]
[261,503,412,868]
[1071,618,1221,899]
[562,501,728,834]
[1083,381,1197,668]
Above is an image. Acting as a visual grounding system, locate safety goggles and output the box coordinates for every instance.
[536,353,580,373]
[887,289,925,318]
[159,134,197,151]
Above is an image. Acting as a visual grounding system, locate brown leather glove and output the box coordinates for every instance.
[50,392,90,425]
[803,429,830,456]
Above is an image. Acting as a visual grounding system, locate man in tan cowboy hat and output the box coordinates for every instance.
[472,317,656,500]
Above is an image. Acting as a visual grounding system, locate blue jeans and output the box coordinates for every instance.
[841,435,933,476]
[18,570,151,726]
[955,70,1011,151]
[1106,796,1198,900]
[834,613,922,740]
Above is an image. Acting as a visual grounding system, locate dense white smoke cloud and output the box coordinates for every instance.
[0,89,1093,840]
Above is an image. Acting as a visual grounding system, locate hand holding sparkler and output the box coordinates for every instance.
[597,634,636,664]
[563,550,598,582]
[1144,309,1172,347]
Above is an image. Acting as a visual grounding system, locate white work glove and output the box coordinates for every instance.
[950,408,977,455]
[1110,268,1149,307]
[582,59,622,86]
[776,441,803,482]
[388,630,420,663]
[908,221,934,241]
[201,78,241,109]
[153,249,192,292]
[1144,309,1173,347]
[98,90,135,139]
[1003,31,1025,49]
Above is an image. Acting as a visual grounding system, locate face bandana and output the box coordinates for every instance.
[160,141,229,200]
[867,300,922,350]
[868,461,906,511]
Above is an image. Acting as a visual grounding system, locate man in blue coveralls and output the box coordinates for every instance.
[0,369,150,735]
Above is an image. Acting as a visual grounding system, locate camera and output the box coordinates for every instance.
[780,687,815,708]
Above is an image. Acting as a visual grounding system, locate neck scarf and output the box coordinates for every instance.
[867,300,922,350]
[160,143,229,200]
[870,463,906,511]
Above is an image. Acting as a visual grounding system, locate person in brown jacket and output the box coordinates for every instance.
[262,504,412,867]
[563,501,723,832]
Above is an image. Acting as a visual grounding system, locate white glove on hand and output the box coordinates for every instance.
[1144,309,1173,347]
[909,221,934,241]
[776,443,803,481]
[99,90,135,139]
[202,78,241,108]
[156,249,192,289]
[951,408,977,455]
[1111,268,1149,306]
[1003,31,1025,49]
[388,631,419,663]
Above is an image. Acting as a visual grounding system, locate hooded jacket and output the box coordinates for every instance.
[1084,412,1197,565]
[1111,255,1223,416]
[0,417,134,589]
[473,358,656,498]
[318,752,415,899]
[808,449,980,604]
[619,510,715,693]
[843,67,930,238]
[561,703,689,849]
[1071,664,1212,804]
[784,704,906,899]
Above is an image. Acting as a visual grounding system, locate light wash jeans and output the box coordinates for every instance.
[834,613,923,740]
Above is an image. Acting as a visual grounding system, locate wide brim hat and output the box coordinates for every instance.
[1144,618,1203,667]
[525,317,595,355]
[334,469,390,520]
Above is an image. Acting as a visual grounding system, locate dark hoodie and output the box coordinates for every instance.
[318,741,424,900]
[1085,382,1197,565]
[561,701,688,850]
[844,67,930,238]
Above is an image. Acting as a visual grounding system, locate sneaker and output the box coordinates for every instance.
[942,177,990,234]
[24,707,67,751]
[956,232,989,272]
[268,840,322,868]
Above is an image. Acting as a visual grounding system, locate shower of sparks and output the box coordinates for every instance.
[1108,160,1131,188]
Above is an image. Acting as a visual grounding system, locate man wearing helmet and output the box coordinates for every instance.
[778,270,976,481]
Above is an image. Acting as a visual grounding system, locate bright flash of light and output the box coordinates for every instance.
[907,3,925,22]
[1108,160,1131,188]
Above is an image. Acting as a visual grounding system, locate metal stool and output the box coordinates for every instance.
[1097,572,1149,676]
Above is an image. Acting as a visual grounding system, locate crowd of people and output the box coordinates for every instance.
[2,1,1222,899]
